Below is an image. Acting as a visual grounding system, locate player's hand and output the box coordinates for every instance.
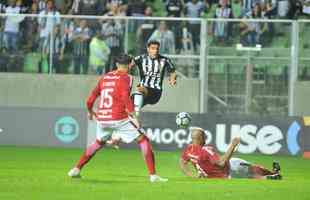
[197,171,206,178]
[106,138,121,149]
[232,137,241,146]
[88,110,97,120]
[136,85,147,95]
[169,72,177,86]
[169,78,177,86]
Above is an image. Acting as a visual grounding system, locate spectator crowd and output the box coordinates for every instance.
[0,0,309,74]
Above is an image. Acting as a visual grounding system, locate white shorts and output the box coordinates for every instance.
[229,157,251,178]
[96,118,143,143]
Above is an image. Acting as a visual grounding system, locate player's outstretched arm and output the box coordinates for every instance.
[179,158,199,178]
[217,137,241,167]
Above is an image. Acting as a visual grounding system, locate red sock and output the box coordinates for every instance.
[250,165,275,177]
[76,140,103,170]
[138,136,156,175]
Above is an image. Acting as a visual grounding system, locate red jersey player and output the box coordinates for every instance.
[68,54,167,182]
[180,127,282,180]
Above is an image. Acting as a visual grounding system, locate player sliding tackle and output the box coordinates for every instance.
[68,54,167,182]
[180,127,282,180]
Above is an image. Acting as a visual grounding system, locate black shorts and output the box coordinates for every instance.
[143,87,162,106]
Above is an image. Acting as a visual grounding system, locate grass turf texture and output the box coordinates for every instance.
[0,146,309,200]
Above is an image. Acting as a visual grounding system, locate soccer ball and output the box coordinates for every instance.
[176,112,192,128]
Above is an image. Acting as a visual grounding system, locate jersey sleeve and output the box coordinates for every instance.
[165,57,176,73]
[86,78,101,110]
[118,75,134,113]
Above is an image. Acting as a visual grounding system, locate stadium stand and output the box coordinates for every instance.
[0,0,309,116]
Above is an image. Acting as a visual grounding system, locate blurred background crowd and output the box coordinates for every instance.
[0,0,309,74]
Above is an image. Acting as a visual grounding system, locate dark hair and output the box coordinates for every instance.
[115,54,132,65]
[147,40,160,47]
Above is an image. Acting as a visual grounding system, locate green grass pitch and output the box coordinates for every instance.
[0,146,309,200]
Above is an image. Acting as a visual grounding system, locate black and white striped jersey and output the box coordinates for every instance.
[134,54,175,90]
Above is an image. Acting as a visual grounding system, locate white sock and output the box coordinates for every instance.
[133,92,143,115]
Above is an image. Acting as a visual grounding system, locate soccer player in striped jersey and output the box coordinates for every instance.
[68,54,167,182]
[132,40,177,117]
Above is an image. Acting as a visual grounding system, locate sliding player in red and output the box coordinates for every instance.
[180,127,282,180]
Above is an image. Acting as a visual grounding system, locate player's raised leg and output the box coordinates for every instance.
[133,91,144,117]
[133,85,148,117]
